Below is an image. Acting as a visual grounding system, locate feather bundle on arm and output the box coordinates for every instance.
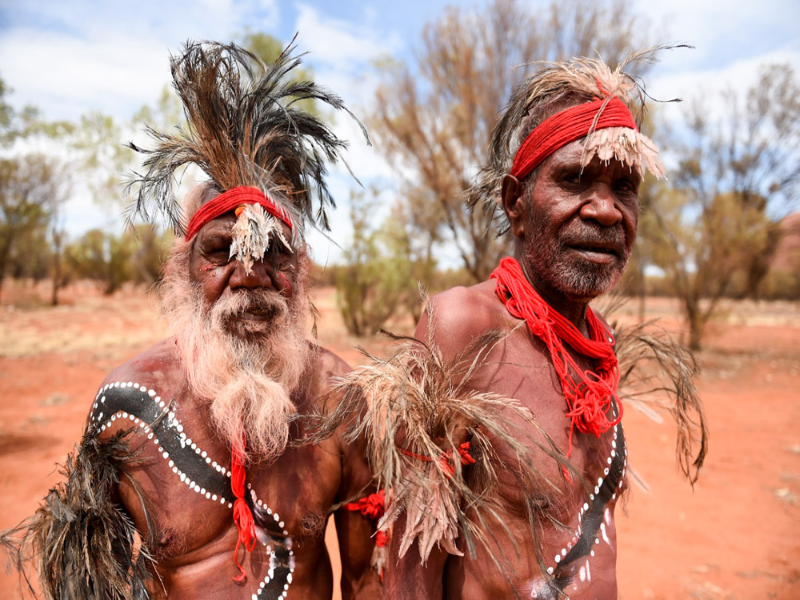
[613,319,708,485]
[301,322,580,584]
[0,427,156,600]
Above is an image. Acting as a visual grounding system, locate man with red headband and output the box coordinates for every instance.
[2,42,381,599]
[344,50,705,599]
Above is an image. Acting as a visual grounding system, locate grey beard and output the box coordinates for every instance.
[525,215,631,301]
[160,253,310,462]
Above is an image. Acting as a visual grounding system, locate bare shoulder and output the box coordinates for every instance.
[312,344,352,381]
[590,307,616,339]
[297,343,352,411]
[417,281,508,361]
[98,338,182,396]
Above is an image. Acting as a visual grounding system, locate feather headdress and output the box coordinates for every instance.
[127,39,368,240]
[468,45,683,224]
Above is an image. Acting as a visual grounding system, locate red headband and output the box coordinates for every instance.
[510,97,637,181]
[185,186,294,240]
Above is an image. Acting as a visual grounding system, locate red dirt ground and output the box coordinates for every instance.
[0,282,798,599]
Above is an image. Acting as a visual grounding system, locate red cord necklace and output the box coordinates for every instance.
[491,257,622,459]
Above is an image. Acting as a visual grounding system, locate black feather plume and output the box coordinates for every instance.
[127,38,369,235]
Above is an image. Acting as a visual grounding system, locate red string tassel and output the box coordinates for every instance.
[345,490,386,520]
[230,434,256,583]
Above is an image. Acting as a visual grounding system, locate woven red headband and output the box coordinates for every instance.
[510,97,637,181]
[184,186,294,240]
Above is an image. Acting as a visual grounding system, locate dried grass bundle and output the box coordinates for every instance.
[0,428,156,599]
[302,320,582,591]
[613,319,708,485]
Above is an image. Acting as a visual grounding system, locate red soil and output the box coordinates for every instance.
[0,285,798,599]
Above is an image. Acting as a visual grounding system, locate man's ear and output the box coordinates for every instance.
[501,174,526,237]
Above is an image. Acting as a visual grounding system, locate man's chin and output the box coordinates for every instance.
[223,315,282,340]
[552,260,624,300]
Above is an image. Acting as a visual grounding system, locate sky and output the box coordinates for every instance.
[1,0,798,266]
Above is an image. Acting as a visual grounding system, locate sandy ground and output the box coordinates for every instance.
[0,281,798,599]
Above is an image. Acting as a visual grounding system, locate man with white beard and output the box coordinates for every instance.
[2,42,381,599]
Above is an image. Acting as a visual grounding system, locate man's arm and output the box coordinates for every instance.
[334,428,384,599]
[383,512,448,600]
[380,289,490,599]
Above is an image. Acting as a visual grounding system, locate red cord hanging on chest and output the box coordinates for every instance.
[491,257,622,459]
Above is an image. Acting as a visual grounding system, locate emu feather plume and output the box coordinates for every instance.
[127,39,368,237]
[0,427,156,600]
[613,319,708,485]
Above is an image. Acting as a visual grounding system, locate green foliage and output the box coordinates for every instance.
[66,229,134,295]
[641,63,800,348]
[0,155,67,296]
[0,75,74,146]
[335,187,414,337]
[128,225,174,286]
[71,110,137,209]
[238,32,318,117]
[64,226,172,295]
[132,85,184,133]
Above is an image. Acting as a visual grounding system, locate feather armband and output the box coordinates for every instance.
[0,427,155,600]
[304,328,569,574]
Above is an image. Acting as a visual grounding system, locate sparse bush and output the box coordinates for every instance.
[336,188,413,337]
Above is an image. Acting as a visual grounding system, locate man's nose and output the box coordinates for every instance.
[228,259,273,290]
[579,184,623,227]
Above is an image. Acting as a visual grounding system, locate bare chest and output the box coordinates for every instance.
[92,380,340,560]
[462,327,628,593]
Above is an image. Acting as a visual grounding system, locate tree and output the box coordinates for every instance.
[646,63,800,349]
[0,75,72,147]
[371,0,651,282]
[128,224,174,287]
[0,155,67,299]
[66,229,136,295]
[336,187,413,337]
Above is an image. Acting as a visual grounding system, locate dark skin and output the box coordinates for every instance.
[95,207,381,599]
[385,138,640,599]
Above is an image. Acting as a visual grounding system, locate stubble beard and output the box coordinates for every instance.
[524,202,632,302]
[160,241,311,464]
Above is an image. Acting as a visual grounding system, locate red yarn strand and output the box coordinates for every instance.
[491,258,622,459]
[230,434,256,583]
[185,186,294,240]
[510,97,637,182]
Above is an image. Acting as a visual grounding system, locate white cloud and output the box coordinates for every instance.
[638,0,799,69]
[0,27,168,121]
[294,3,401,71]
[649,48,800,125]
[0,0,282,121]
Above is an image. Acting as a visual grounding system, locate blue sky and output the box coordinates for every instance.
[1,0,799,264]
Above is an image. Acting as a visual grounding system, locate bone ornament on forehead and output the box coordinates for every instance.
[185,186,294,275]
[510,96,666,181]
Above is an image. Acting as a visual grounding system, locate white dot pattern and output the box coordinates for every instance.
[549,420,626,578]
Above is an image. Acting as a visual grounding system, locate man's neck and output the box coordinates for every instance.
[514,254,590,334]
